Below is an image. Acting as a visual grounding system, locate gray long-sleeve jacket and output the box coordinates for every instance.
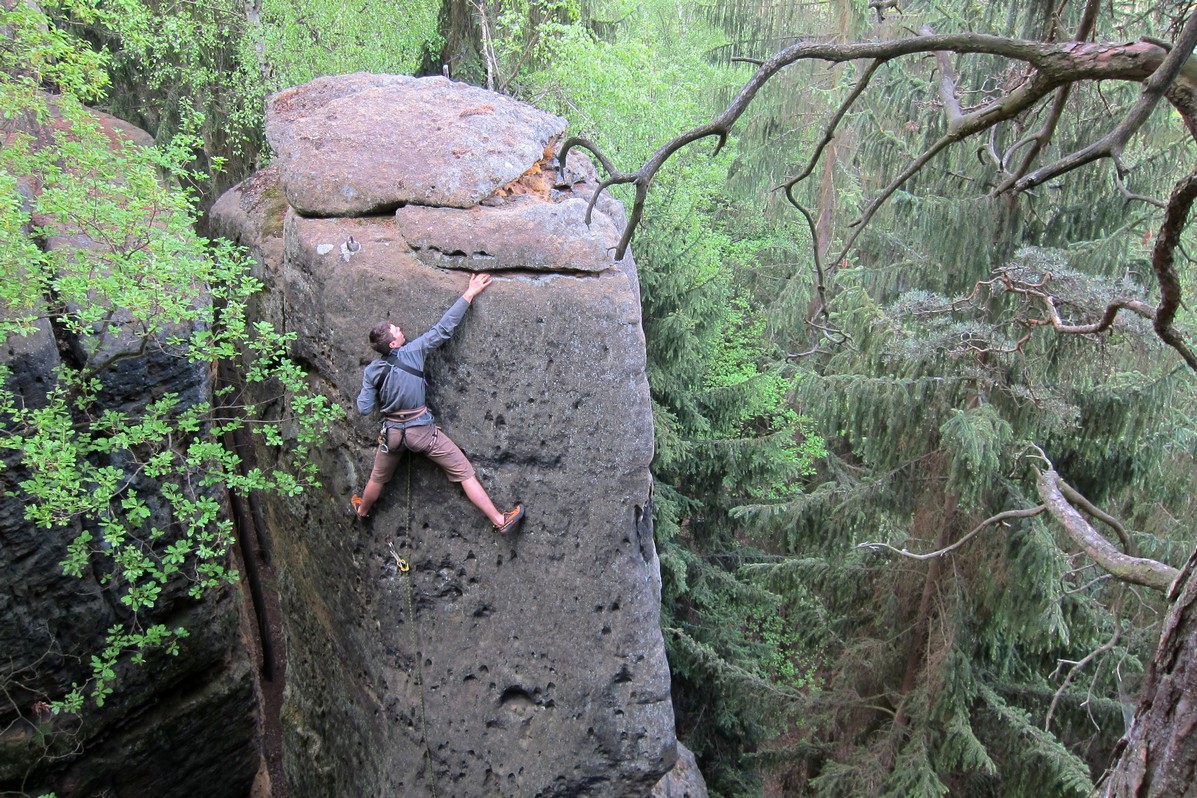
[356,297,471,420]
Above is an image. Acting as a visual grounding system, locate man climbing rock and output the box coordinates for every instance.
[351,272,524,535]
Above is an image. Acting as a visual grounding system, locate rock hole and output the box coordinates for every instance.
[500,686,536,710]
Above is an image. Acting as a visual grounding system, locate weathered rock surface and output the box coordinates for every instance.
[651,742,709,798]
[267,73,568,216]
[395,197,624,272]
[213,73,677,797]
[0,101,260,798]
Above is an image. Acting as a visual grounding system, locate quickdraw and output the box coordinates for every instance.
[386,539,409,572]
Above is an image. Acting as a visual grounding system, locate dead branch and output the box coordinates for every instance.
[858,505,1045,560]
[563,29,1197,262]
[1037,468,1179,593]
[1057,477,1137,556]
[1045,603,1121,733]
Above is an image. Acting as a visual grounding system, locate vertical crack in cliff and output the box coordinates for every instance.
[218,360,290,798]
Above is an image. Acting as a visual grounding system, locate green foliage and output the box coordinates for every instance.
[253,0,442,93]
[0,2,336,711]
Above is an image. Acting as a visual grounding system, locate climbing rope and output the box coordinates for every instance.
[389,459,438,797]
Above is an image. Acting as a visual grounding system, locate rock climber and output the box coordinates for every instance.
[351,272,524,535]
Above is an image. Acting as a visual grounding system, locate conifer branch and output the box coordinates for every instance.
[858,505,1044,560]
[1037,469,1180,593]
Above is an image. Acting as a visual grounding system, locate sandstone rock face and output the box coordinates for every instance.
[267,73,568,216]
[651,742,709,798]
[213,74,676,797]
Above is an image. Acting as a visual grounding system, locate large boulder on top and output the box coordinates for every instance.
[266,73,569,216]
[212,74,679,797]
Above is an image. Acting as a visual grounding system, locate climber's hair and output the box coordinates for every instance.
[369,321,395,355]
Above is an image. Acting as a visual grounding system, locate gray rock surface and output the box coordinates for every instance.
[267,73,568,216]
[395,196,623,272]
[651,742,709,798]
[212,74,678,797]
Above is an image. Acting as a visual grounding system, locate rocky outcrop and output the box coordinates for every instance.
[213,74,676,797]
[0,110,260,796]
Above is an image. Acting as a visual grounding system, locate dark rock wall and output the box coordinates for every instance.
[0,104,260,798]
[212,75,677,797]
[0,328,260,798]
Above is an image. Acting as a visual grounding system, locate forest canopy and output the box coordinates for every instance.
[4,1,1197,797]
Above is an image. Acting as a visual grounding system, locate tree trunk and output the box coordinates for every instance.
[1100,545,1197,798]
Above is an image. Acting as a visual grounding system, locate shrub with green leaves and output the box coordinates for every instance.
[1,0,336,711]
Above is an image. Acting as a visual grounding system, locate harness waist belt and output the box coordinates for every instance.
[385,406,428,422]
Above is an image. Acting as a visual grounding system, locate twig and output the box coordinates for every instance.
[858,505,1045,560]
[1045,604,1121,732]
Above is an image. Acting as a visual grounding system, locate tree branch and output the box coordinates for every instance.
[1149,170,1197,371]
[1015,11,1197,190]
[1057,476,1137,556]
[1037,469,1179,593]
[564,31,1197,261]
[858,505,1045,560]
[1045,605,1121,733]
[996,0,1103,189]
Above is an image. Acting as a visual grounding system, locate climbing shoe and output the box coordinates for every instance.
[350,494,366,518]
[495,504,525,536]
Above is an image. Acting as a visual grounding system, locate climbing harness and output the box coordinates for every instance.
[389,459,438,797]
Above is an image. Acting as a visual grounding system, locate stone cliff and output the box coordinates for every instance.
[212,74,678,797]
[0,109,261,797]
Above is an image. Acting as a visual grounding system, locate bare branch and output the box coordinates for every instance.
[1149,170,1197,371]
[1016,12,1197,190]
[562,32,1197,261]
[782,59,886,200]
[858,505,1045,560]
[997,0,1103,188]
[1057,477,1137,556]
[1037,469,1180,593]
[1114,169,1168,208]
[1045,607,1121,733]
[997,270,1157,335]
[790,200,829,321]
